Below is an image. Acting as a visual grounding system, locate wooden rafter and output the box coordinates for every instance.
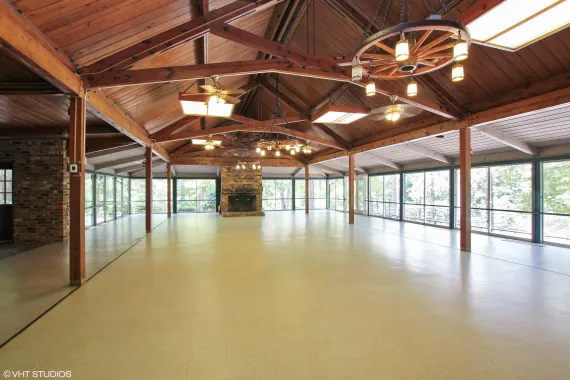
[172,156,305,167]
[78,0,280,75]
[150,117,201,141]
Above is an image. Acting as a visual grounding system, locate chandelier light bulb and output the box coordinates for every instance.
[267,146,272,151]
[407,80,418,97]
[365,81,376,96]
[352,64,363,81]
[285,144,290,150]
[252,164,256,169]
[452,63,464,82]
[395,35,409,62]
[260,150,266,156]
[291,149,296,155]
[275,150,281,157]
[241,164,246,169]
[256,147,261,153]
[236,164,240,169]
[295,145,300,152]
[453,41,468,62]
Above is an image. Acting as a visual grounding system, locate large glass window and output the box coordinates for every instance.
[85,173,94,227]
[404,170,449,226]
[96,174,105,224]
[542,160,570,244]
[294,179,327,210]
[328,178,345,211]
[263,179,293,211]
[105,175,115,221]
[130,178,146,214]
[369,174,400,219]
[455,164,532,239]
[152,179,170,213]
[177,179,216,212]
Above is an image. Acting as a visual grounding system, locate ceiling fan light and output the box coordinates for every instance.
[395,38,410,62]
[452,63,464,82]
[386,110,401,122]
[453,41,468,62]
[407,80,418,97]
[365,81,376,96]
[352,64,363,81]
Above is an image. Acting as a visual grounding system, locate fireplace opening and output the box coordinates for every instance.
[228,194,256,212]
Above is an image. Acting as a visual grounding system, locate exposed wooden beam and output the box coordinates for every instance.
[308,86,570,165]
[474,126,537,156]
[172,157,304,167]
[0,0,81,95]
[0,82,60,95]
[361,155,401,170]
[115,158,162,174]
[316,164,344,176]
[94,155,146,170]
[404,143,452,164]
[292,167,303,177]
[79,0,280,75]
[86,143,140,158]
[150,116,201,141]
[86,60,293,88]
[457,0,504,25]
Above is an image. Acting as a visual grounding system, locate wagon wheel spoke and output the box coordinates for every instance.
[374,42,395,55]
[415,32,453,56]
[417,60,436,67]
[422,53,453,60]
[360,53,395,61]
[413,30,432,53]
[387,66,399,76]
[419,41,457,57]
[371,64,397,74]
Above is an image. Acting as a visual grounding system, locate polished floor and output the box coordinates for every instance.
[0,214,166,345]
[1,211,570,379]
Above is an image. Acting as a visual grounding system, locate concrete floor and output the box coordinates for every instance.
[0,214,166,346]
[1,211,570,379]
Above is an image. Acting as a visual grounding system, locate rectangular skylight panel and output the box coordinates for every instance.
[489,1,570,49]
[313,111,348,123]
[467,0,559,42]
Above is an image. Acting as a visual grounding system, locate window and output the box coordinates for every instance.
[106,175,115,221]
[542,160,570,244]
[404,170,450,226]
[130,179,146,213]
[85,173,94,227]
[152,179,170,213]
[294,179,327,210]
[369,174,401,220]
[96,175,105,224]
[263,179,293,211]
[0,169,13,205]
[455,164,532,239]
[177,179,216,212]
[328,178,345,211]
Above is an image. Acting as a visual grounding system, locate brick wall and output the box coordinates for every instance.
[0,140,69,243]
[220,166,263,214]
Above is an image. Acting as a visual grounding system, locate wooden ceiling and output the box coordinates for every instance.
[2,0,570,174]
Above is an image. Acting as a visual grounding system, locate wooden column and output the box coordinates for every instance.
[69,96,86,286]
[305,165,309,214]
[459,128,471,251]
[167,162,172,218]
[145,147,153,233]
[349,153,355,224]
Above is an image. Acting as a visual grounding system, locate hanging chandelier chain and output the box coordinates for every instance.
[406,0,411,22]
[359,0,384,46]
[399,0,404,24]
[439,0,458,21]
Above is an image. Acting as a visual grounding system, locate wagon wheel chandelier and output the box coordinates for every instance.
[255,74,312,157]
[351,0,470,97]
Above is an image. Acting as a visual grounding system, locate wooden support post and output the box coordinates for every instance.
[305,165,309,214]
[69,96,86,286]
[459,128,471,251]
[349,153,355,224]
[167,162,172,218]
[145,147,153,233]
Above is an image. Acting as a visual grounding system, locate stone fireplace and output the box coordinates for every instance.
[220,166,264,217]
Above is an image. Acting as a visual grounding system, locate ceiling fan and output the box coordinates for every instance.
[179,75,246,117]
[191,138,223,150]
[198,75,246,105]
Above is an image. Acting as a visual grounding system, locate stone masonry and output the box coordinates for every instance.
[0,140,69,243]
[220,165,264,217]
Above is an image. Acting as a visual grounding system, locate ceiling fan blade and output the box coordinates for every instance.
[220,89,246,95]
[199,85,217,93]
[221,95,241,104]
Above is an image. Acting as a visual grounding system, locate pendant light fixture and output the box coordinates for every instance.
[365,81,376,96]
[407,76,418,97]
[352,63,363,81]
[453,32,469,62]
[452,63,464,82]
[275,150,281,157]
[395,33,410,62]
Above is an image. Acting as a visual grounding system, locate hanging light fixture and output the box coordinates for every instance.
[295,145,300,152]
[352,63,363,81]
[453,32,469,62]
[365,81,376,96]
[260,149,266,156]
[252,164,257,169]
[395,33,410,62]
[407,77,418,97]
[256,147,261,153]
[385,109,401,122]
[290,149,296,155]
[275,150,281,157]
[452,63,464,82]
[235,164,240,169]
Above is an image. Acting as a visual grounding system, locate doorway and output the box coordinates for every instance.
[0,164,13,242]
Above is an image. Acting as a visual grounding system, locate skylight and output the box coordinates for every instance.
[466,0,570,51]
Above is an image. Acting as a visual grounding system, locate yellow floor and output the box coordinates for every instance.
[1,212,570,379]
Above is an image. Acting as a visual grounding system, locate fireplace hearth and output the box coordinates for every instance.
[228,194,256,212]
